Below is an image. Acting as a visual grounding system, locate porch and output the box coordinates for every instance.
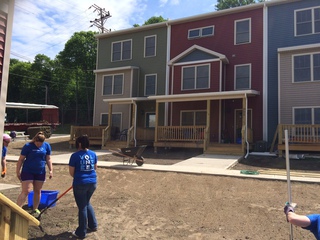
[272,124,320,155]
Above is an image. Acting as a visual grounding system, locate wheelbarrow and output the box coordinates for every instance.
[110,145,147,166]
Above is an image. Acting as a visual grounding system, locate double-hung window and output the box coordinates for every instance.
[235,18,251,45]
[294,53,320,82]
[182,64,209,90]
[112,40,132,61]
[295,7,320,36]
[103,74,123,95]
[145,74,156,96]
[235,64,251,90]
[144,35,156,57]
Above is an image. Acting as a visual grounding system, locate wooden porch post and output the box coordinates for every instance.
[131,103,136,147]
[154,101,159,153]
[205,100,211,151]
[242,97,247,154]
[108,103,113,141]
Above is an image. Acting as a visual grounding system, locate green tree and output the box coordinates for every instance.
[215,0,265,10]
[134,16,168,27]
[56,31,97,125]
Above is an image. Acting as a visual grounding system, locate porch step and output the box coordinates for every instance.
[205,143,243,155]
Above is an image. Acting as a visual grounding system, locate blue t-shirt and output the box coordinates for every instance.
[304,214,320,240]
[20,142,51,174]
[69,149,97,186]
[2,146,7,158]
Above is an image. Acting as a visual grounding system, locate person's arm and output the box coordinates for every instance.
[46,155,53,179]
[16,155,26,181]
[287,212,311,228]
[69,166,75,178]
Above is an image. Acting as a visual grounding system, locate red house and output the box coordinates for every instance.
[151,5,264,155]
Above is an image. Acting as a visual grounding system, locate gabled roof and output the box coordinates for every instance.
[169,45,229,65]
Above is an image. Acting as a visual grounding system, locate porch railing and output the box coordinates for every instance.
[157,126,206,142]
[278,124,320,143]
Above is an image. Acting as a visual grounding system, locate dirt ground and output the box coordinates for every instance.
[2,136,320,239]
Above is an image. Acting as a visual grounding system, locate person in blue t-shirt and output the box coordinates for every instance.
[16,131,53,217]
[69,135,98,239]
[284,203,320,240]
[2,133,11,178]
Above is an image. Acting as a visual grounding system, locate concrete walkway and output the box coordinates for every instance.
[3,151,320,189]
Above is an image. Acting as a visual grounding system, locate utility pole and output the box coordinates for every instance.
[89,4,111,33]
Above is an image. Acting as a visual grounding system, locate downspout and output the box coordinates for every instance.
[244,93,250,158]
[165,22,171,126]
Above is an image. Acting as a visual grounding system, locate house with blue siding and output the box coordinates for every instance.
[267,0,320,144]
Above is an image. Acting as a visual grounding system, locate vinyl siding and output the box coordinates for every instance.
[279,46,320,124]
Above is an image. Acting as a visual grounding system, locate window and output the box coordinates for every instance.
[101,113,122,129]
[294,107,320,124]
[294,53,320,82]
[112,40,132,61]
[235,19,250,44]
[235,64,251,90]
[295,7,320,36]
[188,26,214,39]
[182,64,209,90]
[145,74,156,96]
[181,111,206,126]
[103,74,123,95]
[146,113,156,128]
[145,35,156,57]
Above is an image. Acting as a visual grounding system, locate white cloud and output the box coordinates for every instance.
[11,0,217,61]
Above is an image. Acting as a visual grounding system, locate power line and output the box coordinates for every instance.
[89,4,111,33]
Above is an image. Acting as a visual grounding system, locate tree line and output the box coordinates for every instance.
[7,31,97,126]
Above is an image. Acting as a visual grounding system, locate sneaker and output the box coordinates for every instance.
[72,231,85,239]
[31,209,41,218]
[87,227,97,232]
[1,169,6,178]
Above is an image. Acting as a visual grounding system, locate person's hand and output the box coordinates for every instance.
[16,172,21,182]
[49,171,53,179]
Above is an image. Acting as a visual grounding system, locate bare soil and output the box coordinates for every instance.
[2,136,320,240]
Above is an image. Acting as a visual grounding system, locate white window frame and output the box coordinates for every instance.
[294,6,320,36]
[234,18,251,45]
[144,35,156,57]
[293,107,320,124]
[111,39,132,62]
[144,74,157,96]
[102,74,124,96]
[234,64,251,90]
[145,112,156,128]
[188,25,214,39]
[292,52,320,83]
[181,64,210,91]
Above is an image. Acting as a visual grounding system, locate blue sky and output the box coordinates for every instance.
[11,0,217,62]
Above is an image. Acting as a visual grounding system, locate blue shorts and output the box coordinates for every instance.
[21,172,45,181]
